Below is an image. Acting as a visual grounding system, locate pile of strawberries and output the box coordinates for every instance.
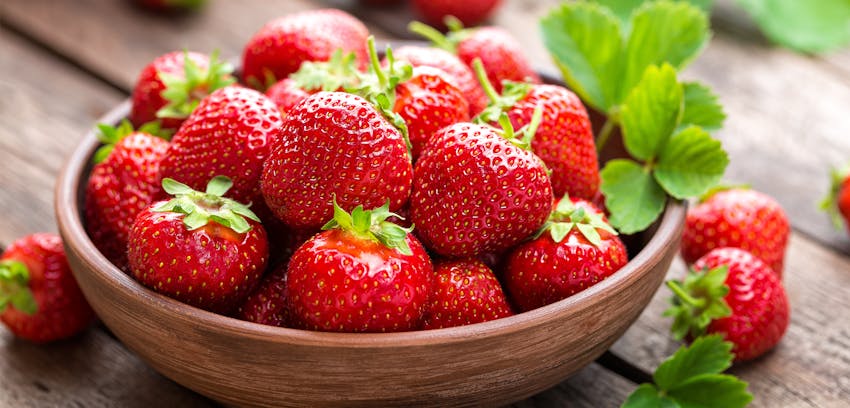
[79,8,628,333]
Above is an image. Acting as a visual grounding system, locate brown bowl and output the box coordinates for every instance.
[55,94,685,407]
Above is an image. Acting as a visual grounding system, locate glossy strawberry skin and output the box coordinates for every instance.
[286,229,433,333]
[127,205,269,314]
[130,51,209,130]
[85,133,169,270]
[265,78,314,118]
[1,234,95,343]
[693,247,790,362]
[241,9,369,89]
[236,264,290,327]
[158,86,282,217]
[681,189,790,276]
[507,84,599,199]
[411,0,502,29]
[394,66,470,160]
[261,92,413,229]
[423,259,513,329]
[393,46,488,117]
[411,122,553,258]
[457,27,540,93]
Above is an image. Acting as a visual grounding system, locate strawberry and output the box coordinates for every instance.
[410,120,552,258]
[261,91,412,230]
[241,9,369,90]
[265,50,361,117]
[409,20,540,94]
[127,177,269,314]
[681,188,789,276]
[411,0,502,29]
[504,196,627,312]
[84,121,169,270]
[130,51,234,131]
[1,233,95,343]
[393,45,489,117]
[820,164,850,234]
[423,258,513,329]
[666,247,790,362]
[236,264,290,327]
[286,201,432,332]
[158,86,282,219]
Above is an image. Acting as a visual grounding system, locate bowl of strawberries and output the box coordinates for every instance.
[55,8,685,407]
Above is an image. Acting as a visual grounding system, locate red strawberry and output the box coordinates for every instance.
[423,258,513,329]
[681,188,789,276]
[85,121,169,270]
[411,0,502,29]
[410,122,552,258]
[410,21,540,94]
[666,247,790,362]
[241,9,369,90]
[128,177,269,313]
[393,45,489,117]
[1,233,95,343]
[158,86,282,219]
[286,201,432,332]
[236,264,290,327]
[504,196,627,312]
[265,50,361,117]
[821,164,850,234]
[261,91,412,230]
[130,51,234,131]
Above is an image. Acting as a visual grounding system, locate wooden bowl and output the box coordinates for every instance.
[55,97,685,407]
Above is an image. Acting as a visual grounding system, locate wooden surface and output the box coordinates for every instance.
[1,0,849,406]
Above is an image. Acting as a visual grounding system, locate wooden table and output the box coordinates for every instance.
[1,0,848,406]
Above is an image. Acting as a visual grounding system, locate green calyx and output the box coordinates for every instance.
[0,260,37,315]
[664,266,732,340]
[820,164,850,229]
[322,199,414,256]
[407,16,472,54]
[289,49,361,93]
[93,119,171,164]
[698,183,751,203]
[533,195,617,247]
[152,176,260,234]
[468,58,539,151]
[156,50,235,120]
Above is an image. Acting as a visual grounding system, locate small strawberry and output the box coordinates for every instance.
[130,51,234,131]
[666,247,790,362]
[411,0,502,29]
[128,177,269,314]
[286,200,432,333]
[241,9,369,90]
[158,86,282,219]
[504,196,627,312]
[264,50,361,117]
[820,164,850,234]
[410,119,552,258]
[236,264,290,327]
[1,233,95,343]
[409,19,540,94]
[681,188,789,276]
[423,258,513,329]
[261,91,412,230]
[84,121,170,270]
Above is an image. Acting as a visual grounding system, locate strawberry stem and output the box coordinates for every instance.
[367,37,388,89]
[0,260,37,315]
[472,58,501,104]
[666,280,705,308]
[408,21,456,52]
[595,116,617,154]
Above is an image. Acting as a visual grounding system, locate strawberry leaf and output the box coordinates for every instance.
[664,266,732,340]
[154,176,259,233]
[666,374,753,407]
[653,334,733,390]
[157,50,235,120]
[592,0,713,31]
[620,63,683,162]
[0,260,37,315]
[600,159,667,234]
[679,81,725,132]
[654,126,729,199]
[621,384,678,408]
[323,200,414,256]
[736,0,850,53]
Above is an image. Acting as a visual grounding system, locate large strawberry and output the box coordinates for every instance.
[423,258,513,329]
[84,121,169,270]
[241,9,369,90]
[236,263,290,327]
[411,0,502,29]
[681,188,789,276]
[158,86,282,218]
[504,196,627,312]
[410,121,552,258]
[261,91,412,230]
[1,233,95,343]
[128,177,269,314]
[286,201,432,332]
[264,50,361,117]
[666,247,790,362]
[821,164,850,234]
[130,51,234,131]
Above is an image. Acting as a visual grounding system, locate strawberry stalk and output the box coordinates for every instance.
[153,176,260,233]
[664,266,732,340]
[156,50,235,120]
[0,260,37,315]
[322,199,414,256]
[408,16,471,54]
[470,58,531,126]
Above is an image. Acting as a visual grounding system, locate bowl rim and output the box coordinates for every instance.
[55,99,685,349]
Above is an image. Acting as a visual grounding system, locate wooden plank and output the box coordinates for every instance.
[511,363,637,408]
[0,31,212,408]
[609,233,850,407]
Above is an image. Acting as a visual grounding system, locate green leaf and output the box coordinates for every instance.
[205,175,233,197]
[667,374,753,408]
[654,126,729,199]
[0,260,37,315]
[820,164,850,229]
[161,178,194,195]
[620,1,710,99]
[679,82,726,132]
[621,384,680,408]
[737,0,850,53]
[620,64,683,161]
[154,176,258,233]
[653,335,734,390]
[665,266,732,340]
[600,159,667,234]
[592,0,713,31]
[540,1,624,113]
